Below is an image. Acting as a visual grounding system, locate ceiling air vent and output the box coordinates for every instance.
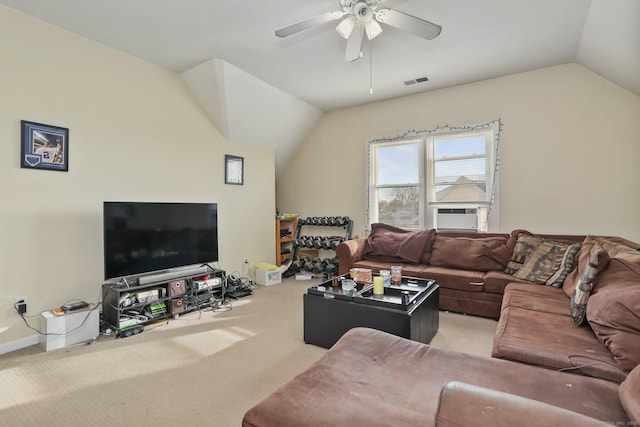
[404,76,429,86]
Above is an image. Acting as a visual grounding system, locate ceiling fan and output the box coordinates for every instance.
[275,0,442,62]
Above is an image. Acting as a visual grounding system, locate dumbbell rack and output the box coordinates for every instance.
[286,216,353,278]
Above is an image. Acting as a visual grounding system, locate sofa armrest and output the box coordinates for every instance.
[434,381,603,427]
[336,238,367,275]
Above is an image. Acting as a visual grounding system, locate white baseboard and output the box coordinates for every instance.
[0,334,40,355]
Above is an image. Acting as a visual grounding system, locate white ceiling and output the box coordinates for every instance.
[2,0,639,112]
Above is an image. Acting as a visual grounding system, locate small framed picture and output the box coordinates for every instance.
[21,120,69,172]
[225,154,244,185]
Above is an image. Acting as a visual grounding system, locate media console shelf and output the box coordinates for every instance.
[101,268,225,338]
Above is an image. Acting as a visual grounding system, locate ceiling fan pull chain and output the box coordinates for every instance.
[369,37,373,95]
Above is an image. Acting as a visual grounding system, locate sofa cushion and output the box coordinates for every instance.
[483,271,530,294]
[363,223,435,264]
[492,305,625,383]
[420,266,485,292]
[569,242,610,326]
[587,240,640,373]
[438,287,503,319]
[619,364,640,424]
[429,236,509,271]
[500,282,570,316]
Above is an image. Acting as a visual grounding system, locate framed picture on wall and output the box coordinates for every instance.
[225,154,244,185]
[20,120,69,172]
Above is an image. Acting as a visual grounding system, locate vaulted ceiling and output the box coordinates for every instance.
[2,1,638,179]
[2,0,638,111]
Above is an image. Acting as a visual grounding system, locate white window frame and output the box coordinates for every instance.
[367,120,500,233]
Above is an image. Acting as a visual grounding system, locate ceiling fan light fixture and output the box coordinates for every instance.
[336,16,355,39]
[365,20,382,39]
[353,2,374,23]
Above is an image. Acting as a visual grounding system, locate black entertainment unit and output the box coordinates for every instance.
[101,267,226,337]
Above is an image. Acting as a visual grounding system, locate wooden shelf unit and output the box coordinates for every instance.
[276,217,298,266]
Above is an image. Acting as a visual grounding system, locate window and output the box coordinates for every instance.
[367,121,500,232]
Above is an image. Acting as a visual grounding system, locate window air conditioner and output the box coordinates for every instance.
[436,208,478,231]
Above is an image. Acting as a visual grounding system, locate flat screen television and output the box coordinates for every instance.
[103,201,219,280]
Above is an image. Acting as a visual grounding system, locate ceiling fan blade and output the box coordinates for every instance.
[275,11,345,37]
[345,23,365,62]
[375,8,442,40]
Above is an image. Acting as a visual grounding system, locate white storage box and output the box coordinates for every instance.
[256,267,282,286]
[40,307,99,351]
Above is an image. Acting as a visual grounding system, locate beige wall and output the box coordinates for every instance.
[0,6,275,350]
[277,63,640,242]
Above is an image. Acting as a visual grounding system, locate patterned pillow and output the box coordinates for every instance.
[513,240,571,285]
[570,243,610,326]
[504,234,543,275]
[545,242,582,287]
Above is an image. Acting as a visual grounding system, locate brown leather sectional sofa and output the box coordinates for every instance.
[242,328,639,426]
[242,225,640,425]
[336,225,586,319]
[335,224,640,382]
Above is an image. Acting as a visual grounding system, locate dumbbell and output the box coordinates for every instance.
[306,236,317,248]
[312,258,328,274]
[304,235,316,249]
[303,257,323,272]
[285,263,300,274]
[298,218,307,225]
[321,236,341,250]
[293,256,309,271]
[330,237,344,250]
[297,236,311,248]
[327,217,337,226]
[324,262,338,275]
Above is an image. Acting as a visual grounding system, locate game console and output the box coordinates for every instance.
[191,277,222,291]
[62,301,89,311]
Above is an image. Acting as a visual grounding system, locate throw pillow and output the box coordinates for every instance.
[511,239,582,286]
[504,233,541,275]
[570,242,610,326]
[544,242,582,287]
[563,235,597,298]
[429,235,510,271]
[363,223,435,264]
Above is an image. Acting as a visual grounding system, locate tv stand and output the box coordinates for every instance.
[101,268,225,337]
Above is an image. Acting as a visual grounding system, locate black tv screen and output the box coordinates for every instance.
[103,202,219,280]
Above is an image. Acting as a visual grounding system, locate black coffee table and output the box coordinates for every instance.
[303,276,439,349]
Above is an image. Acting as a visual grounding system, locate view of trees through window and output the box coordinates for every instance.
[368,122,499,232]
[376,187,420,228]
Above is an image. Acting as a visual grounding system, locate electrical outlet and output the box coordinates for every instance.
[15,297,27,314]
[242,257,249,265]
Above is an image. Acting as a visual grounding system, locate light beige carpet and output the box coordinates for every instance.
[0,277,497,427]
